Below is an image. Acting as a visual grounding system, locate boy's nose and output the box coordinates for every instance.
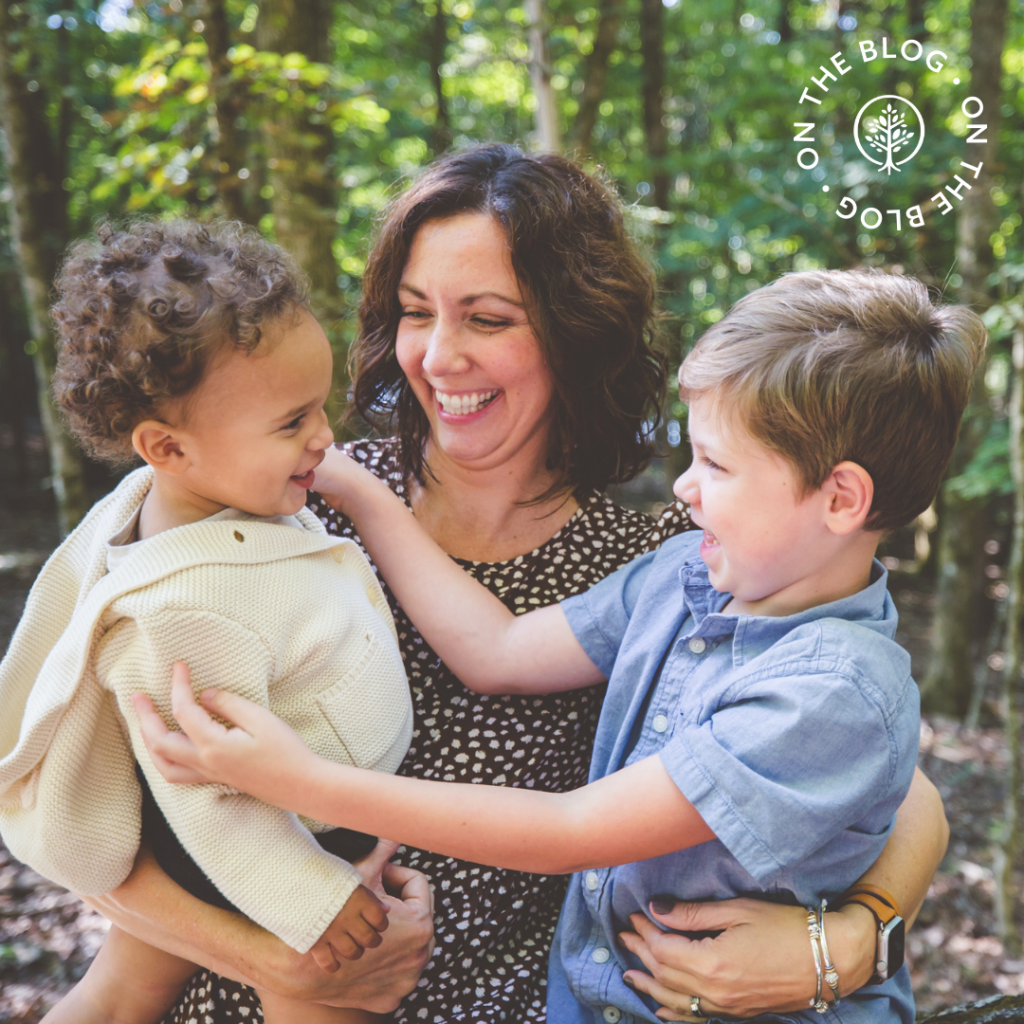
[310,409,334,450]
[673,465,699,504]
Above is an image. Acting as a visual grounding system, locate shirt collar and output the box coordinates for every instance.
[677,553,897,667]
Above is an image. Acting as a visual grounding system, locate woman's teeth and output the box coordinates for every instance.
[436,389,499,415]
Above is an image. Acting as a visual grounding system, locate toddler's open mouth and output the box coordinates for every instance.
[291,469,316,489]
[702,530,720,548]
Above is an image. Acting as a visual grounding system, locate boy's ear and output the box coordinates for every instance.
[132,420,190,474]
[824,461,874,535]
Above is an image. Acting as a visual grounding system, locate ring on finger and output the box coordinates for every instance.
[689,995,705,1018]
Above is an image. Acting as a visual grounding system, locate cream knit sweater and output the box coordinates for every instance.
[0,467,412,953]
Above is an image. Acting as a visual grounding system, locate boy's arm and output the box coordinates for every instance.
[103,611,367,954]
[314,450,603,695]
[137,671,717,875]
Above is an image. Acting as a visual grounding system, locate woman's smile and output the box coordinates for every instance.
[434,388,502,419]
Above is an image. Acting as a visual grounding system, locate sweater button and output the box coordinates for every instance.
[233,530,244,542]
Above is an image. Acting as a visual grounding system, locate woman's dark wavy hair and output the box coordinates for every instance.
[52,219,309,465]
[351,143,668,500]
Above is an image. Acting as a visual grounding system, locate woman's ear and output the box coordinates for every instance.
[132,420,189,474]
[824,461,874,535]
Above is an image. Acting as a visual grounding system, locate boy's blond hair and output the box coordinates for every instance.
[680,269,987,531]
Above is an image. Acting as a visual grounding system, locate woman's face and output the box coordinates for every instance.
[395,212,558,474]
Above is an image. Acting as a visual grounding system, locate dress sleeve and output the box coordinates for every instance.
[560,549,658,679]
[658,625,908,885]
[99,608,363,954]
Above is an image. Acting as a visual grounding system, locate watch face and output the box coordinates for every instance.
[880,917,906,977]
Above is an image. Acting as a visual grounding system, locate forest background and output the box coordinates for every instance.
[0,0,1022,1020]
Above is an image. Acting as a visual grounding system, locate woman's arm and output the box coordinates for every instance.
[83,844,435,1012]
[615,766,948,1020]
[135,672,715,875]
[314,449,602,695]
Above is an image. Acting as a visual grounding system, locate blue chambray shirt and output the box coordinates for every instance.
[548,530,919,1024]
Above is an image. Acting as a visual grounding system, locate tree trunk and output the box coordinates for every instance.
[569,0,621,155]
[995,324,1024,956]
[205,0,253,223]
[778,0,793,44]
[924,0,1008,715]
[525,0,561,153]
[639,0,669,211]
[0,0,87,535]
[918,993,1024,1022]
[422,0,451,153]
[256,0,342,326]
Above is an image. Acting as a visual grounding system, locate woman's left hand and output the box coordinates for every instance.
[617,897,854,1020]
[132,661,316,807]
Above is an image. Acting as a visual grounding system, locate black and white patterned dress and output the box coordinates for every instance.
[164,437,691,1024]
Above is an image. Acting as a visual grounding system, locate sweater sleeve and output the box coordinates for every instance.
[97,607,364,954]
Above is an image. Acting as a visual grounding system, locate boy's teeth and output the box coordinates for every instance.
[436,389,499,415]
[703,531,719,546]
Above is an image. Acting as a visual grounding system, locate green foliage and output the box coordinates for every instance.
[0,0,1021,437]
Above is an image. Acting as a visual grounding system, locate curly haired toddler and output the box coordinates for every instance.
[0,220,413,1024]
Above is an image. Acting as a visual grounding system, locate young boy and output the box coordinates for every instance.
[136,269,986,1023]
[0,221,413,1024]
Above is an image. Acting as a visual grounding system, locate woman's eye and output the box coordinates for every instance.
[400,309,431,320]
[472,317,511,329]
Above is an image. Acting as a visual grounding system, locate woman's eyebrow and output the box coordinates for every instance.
[397,282,523,308]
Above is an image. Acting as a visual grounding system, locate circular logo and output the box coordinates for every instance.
[853,95,925,175]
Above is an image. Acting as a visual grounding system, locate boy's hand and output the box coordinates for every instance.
[310,446,372,515]
[310,884,391,972]
[132,662,317,808]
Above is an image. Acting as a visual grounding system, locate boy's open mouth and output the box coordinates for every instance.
[291,469,316,488]
[702,530,720,548]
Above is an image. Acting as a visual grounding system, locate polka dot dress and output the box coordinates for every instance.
[163,438,691,1024]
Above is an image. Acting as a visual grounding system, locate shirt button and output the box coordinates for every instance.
[585,871,600,890]
[592,946,611,964]
[688,637,706,654]
[603,1007,622,1023]
[652,714,669,733]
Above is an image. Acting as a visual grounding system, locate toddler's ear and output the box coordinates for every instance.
[132,419,189,473]
[824,460,874,535]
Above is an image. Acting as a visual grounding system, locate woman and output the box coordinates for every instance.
[85,144,947,1023]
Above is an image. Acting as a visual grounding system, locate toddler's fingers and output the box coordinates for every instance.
[310,940,341,974]
[330,934,364,961]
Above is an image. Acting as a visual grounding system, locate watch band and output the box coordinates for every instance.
[834,883,901,923]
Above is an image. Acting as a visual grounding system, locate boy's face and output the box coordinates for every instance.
[169,308,335,518]
[673,396,841,609]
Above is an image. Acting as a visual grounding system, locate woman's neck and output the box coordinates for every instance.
[408,440,580,563]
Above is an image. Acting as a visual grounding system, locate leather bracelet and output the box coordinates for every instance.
[816,899,841,1007]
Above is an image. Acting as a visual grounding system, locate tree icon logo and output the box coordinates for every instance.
[854,95,926,175]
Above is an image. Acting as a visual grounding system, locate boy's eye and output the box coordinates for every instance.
[283,416,304,431]
[702,455,724,471]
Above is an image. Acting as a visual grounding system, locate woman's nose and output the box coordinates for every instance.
[421,317,472,378]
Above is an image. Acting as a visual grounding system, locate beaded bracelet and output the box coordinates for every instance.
[816,899,842,1007]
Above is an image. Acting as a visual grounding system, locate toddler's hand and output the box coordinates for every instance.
[310,883,391,972]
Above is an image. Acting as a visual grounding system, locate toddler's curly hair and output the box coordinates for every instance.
[52,219,309,465]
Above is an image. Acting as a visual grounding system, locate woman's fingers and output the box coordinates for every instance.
[648,897,741,933]
[623,971,727,1022]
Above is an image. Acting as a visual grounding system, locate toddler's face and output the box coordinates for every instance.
[673,396,837,609]
[171,308,335,518]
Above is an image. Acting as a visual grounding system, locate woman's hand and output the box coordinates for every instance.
[310,446,372,516]
[616,897,876,1021]
[132,662,317,806]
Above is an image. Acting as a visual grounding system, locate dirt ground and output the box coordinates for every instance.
[0,427,1021,1021]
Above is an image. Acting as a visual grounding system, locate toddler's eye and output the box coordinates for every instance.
[283,416,304,431]
[702,456,724,471]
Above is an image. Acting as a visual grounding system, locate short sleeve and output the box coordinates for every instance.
[560,549,657,679]
[659,650,899,884]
